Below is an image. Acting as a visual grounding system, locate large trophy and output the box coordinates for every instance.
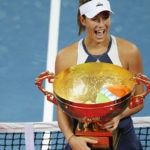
[35,62,150,150]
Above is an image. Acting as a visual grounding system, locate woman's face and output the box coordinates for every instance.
[80,11,111,43]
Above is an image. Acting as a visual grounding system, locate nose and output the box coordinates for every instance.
[97,18,105,26]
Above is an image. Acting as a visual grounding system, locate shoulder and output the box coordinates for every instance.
[115,36,141,59]
[58,42,78,57]
[114,36,143,72]
[55,42,78,74]
[57,42,78,63]
[115,37,138,52]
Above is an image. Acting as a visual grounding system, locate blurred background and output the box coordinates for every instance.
[0,0,150,122]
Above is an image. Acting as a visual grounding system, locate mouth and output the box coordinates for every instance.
[95,29,105,39]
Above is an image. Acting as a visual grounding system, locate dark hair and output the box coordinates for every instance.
[77,0,92,35]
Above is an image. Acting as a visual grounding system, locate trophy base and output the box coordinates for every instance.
[83,136,113,150]
[75,122,113,150]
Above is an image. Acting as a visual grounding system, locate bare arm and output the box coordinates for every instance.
[55,48,76,141]
[55,46,97,149]
[103,39,144,131]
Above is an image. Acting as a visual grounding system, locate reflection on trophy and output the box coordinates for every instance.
[35,62,150,150]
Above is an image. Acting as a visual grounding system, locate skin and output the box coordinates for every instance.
[55,11,144,150]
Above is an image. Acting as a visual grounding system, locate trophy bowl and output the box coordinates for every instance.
[35,62,150,123]
[53,62,135,123]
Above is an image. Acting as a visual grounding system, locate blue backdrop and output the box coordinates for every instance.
[0,0,150,122]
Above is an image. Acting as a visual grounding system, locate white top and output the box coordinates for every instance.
[77,35,122,67]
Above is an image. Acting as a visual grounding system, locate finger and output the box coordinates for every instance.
[84,137,98,144]
[105,125,117,132]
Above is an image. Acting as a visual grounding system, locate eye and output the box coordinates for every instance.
[91,17,98,22]
[102,11,110,20]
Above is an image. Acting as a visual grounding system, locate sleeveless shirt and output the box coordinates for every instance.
[77,35,122,66]
[65,36,143,150]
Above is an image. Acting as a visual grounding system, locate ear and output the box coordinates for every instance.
[80,15,86,26]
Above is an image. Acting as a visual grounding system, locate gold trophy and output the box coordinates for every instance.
[35,63,150,150]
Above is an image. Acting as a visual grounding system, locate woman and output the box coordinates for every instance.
[55,0,144,149]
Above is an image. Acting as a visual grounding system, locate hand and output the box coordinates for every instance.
[68,135,98,150]
[100,115,121,132]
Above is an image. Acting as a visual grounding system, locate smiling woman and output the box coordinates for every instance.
[55,0,148,150]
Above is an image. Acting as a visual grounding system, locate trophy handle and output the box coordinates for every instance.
[129,74,150,108]
[35,71,57,105]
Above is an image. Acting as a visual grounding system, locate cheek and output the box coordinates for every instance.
[106,20,111,29]
[86,22,96,30]
[86,25,95,35]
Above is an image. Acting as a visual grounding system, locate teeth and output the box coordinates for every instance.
[95,31,103,35]
[97,30,103,33]
[95,30,104,38]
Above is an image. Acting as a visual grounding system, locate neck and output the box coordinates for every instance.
[84,35,111,55]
